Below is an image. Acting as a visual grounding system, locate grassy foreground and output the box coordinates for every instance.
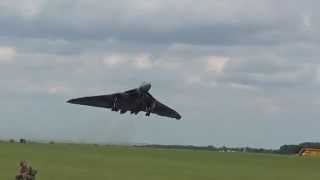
[0,142,319,180]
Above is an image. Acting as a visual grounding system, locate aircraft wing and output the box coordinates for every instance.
[67,94,116,109]
[146,93,181,120]
[67,87,138,109]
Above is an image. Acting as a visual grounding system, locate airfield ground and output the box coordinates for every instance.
[0,142,319,180]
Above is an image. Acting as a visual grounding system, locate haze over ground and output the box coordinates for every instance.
[0,0,319,148]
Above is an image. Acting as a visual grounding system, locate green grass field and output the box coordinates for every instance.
[1,142,319,180]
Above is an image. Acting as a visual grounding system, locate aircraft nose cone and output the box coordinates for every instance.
[140,83,151,92]
[146,84,151,91]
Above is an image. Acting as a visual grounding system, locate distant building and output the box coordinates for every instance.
[19,139,27,144]
[299,148,320,157]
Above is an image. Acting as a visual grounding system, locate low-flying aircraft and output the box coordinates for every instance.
[67,82,181,120]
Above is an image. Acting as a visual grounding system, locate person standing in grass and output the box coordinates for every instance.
[16,160,29,180]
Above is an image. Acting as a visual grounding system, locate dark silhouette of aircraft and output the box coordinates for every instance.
[67,82,181,120]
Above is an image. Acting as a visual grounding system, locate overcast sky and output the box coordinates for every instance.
[0,0,319,148]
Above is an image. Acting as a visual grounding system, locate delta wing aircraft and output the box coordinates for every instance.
[67,83,181,120]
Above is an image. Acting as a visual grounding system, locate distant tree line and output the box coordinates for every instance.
[133,144,276,154]
[135,142,320,155]
[277,142,320,154]
[2,138,319,155]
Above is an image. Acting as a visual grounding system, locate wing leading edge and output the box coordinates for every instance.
[67,94,115,108]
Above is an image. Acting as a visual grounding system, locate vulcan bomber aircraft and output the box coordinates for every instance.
[67,83,181,120]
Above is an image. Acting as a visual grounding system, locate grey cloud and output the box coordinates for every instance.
[216,69,316,89]
[210,58,318,89]
[0,0,319,45]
